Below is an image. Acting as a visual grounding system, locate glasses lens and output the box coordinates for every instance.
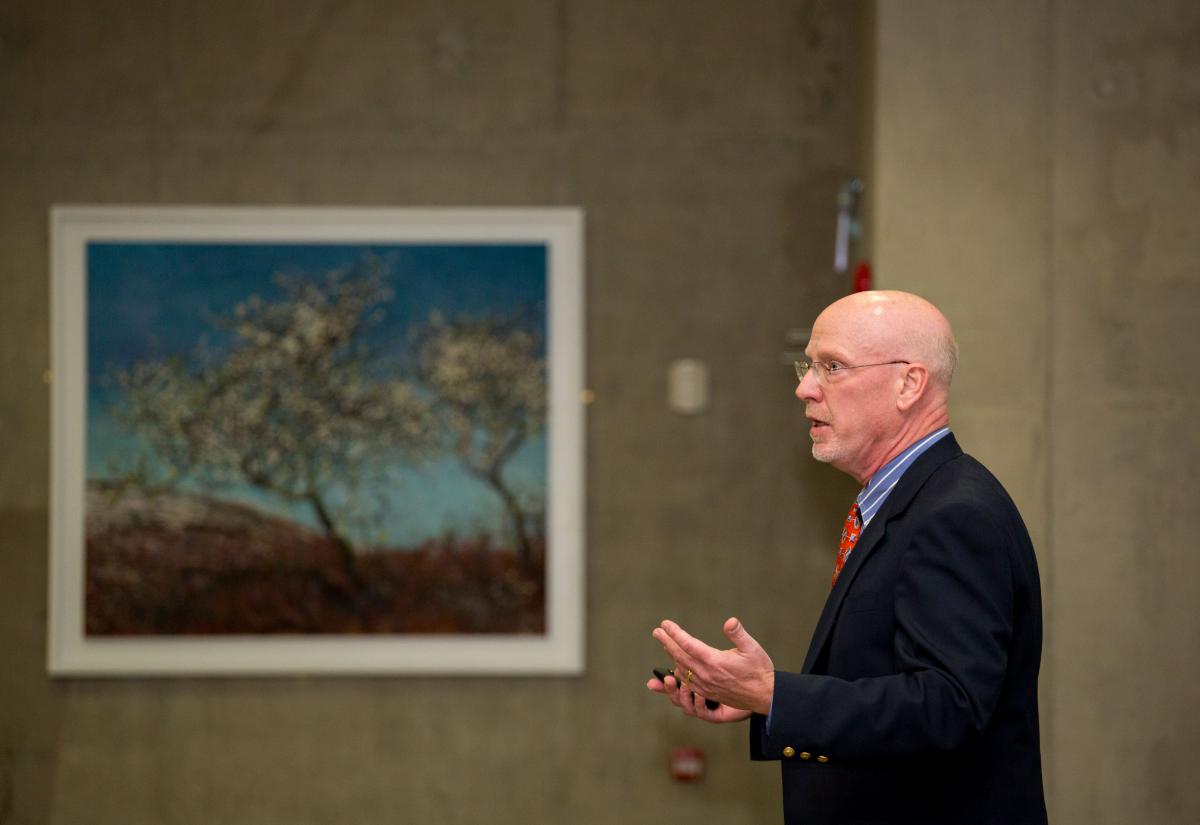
[794,361,808,381]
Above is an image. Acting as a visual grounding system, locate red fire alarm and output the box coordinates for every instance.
[669,746,706,782]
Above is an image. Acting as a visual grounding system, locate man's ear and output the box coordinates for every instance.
[895,364,929,411]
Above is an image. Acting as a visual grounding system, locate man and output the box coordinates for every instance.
[648,291,1047,824]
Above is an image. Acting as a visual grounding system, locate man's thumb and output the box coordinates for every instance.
[724,617,756,650]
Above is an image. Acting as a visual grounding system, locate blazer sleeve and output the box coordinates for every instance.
[753,499,1017,763]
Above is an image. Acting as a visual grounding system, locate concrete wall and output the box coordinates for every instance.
[873,1,1200,823]
[0,2,863,823]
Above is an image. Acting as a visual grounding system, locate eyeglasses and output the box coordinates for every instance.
[794,359,910,384]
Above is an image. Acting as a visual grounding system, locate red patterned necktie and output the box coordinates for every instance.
[832,501,862,588]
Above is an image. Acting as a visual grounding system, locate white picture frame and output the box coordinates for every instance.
[48,205,585,677]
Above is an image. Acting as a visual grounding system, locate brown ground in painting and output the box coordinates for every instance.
[83,485,545,636]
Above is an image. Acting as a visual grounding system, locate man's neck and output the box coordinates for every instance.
[856,408,950,485]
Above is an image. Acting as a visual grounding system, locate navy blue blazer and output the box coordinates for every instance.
[751,435,1048,824]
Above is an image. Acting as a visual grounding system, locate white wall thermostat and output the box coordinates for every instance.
[667,358,710,415]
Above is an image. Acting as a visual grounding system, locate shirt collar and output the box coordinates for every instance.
[856,427,951,526]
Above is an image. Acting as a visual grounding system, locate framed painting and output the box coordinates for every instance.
[48,205,585,676]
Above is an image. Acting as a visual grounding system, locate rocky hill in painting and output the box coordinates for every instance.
[84,483,544,636]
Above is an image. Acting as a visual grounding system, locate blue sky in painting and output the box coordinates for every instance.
[86,242,548,548]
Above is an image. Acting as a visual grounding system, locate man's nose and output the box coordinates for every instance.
[795,369,820,401]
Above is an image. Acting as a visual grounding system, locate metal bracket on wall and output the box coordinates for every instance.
[781,177,864,370]
[834,178,864,274]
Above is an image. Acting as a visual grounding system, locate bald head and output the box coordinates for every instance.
[819,290,958,392]
[799,291,956,482]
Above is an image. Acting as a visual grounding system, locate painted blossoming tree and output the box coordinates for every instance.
[112,261,434,585]
[416,313,547,569]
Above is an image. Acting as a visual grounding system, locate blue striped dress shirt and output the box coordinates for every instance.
[854,427,952,535]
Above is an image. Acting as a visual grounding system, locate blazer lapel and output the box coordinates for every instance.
[800,434,964,674]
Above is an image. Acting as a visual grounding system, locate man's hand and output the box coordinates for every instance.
[650,617,775,717]
[645,669,753,724]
